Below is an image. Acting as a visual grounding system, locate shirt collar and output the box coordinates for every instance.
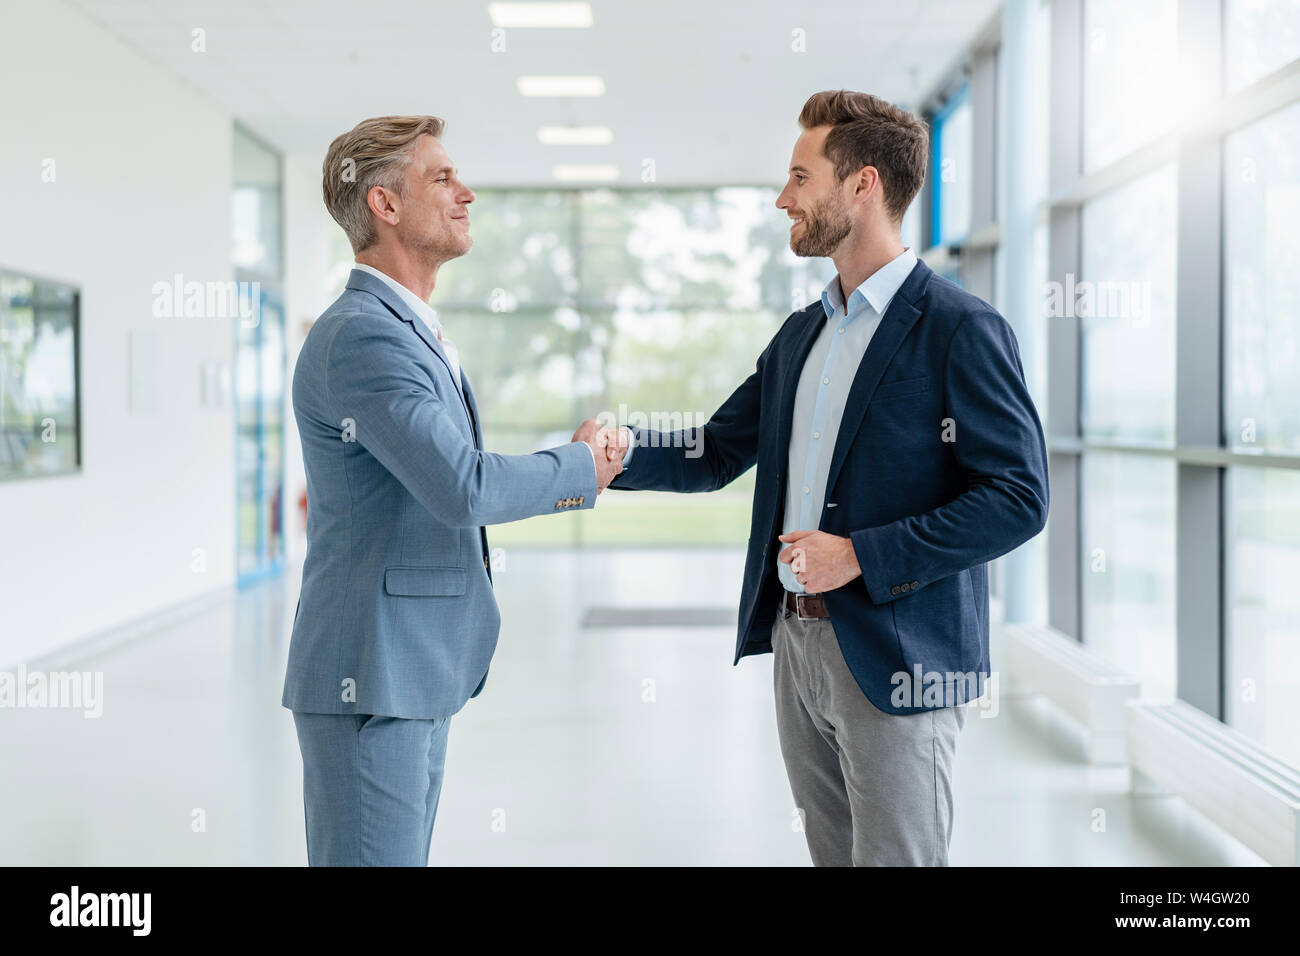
[821,247,919,321]
[353,262,443,334]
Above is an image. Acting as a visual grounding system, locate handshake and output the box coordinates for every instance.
[571,417,632,493]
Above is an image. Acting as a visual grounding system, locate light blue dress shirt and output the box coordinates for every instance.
[778,247,918,593]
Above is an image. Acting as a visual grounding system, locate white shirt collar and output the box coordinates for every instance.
[821,247,918,320]
[353,262,444,335]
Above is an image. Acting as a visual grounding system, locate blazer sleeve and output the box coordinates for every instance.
[609,335,771,494]
[849,310,1049,604]
[324,311,597,527]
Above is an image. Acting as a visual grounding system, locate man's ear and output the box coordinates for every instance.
[852,165,880,204]
[366,185,400,227]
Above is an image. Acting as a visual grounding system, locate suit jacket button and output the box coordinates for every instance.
[890,585,901,596]
[910,580,920,589]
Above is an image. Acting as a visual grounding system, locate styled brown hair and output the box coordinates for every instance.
[798,91,928,222]
[322,115,445,252]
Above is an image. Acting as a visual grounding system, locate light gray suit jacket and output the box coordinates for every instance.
[281,268,596,719]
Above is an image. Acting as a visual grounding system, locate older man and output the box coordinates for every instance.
[282,116,623,866]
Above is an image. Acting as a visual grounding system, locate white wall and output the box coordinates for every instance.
[0,0,236,667]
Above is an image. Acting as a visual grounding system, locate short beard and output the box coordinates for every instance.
[791,188,852,257]
[409,226,471,270]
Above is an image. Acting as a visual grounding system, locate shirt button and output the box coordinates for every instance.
[838,327,845,334]
[803,487,810,494]
[822,377,830,385]
[812,432,820,439]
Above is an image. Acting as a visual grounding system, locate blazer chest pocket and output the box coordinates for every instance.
[384,566,466,597]
[872,375,930,404]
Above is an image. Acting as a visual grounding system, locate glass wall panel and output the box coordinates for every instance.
[232,126,282,277]
[1080,164,1178,444]
[1227,466,1300,769]
[1225,0,1300,92]
[1081,451,1178,699]
[931,86,973,246]
[1224,101,1300,453]
[1082,0,1178,171]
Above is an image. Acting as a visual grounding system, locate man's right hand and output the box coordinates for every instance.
[572,418,625,493]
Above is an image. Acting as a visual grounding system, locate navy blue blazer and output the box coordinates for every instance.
[610,259,1048,714]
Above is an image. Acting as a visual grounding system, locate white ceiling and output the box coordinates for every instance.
[68,0,1000,186]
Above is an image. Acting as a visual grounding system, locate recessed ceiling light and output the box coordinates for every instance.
[489,3,593,28]
[517,75,606,97]
[538,126,614,145]
[553,164,619,181]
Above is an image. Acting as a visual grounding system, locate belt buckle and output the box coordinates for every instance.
[795,593,818,622]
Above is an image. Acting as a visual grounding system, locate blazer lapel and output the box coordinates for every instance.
[344,268,474,429]
[460,369,484,450]
[822,260,931,499]
[775,303,829,462]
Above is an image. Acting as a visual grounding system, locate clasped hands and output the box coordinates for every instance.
[571,418,631,493]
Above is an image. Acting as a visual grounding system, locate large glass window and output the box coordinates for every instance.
[1225,0,1300,92]
[1227,466,1300,769]
[1081,452,1177,699]
[1082,0,1178,171]
[378,187,822,547]
[1224,101,1300,454]
[1080,164,1178,444]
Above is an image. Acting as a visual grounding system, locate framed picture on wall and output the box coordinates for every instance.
[0,269,81,480]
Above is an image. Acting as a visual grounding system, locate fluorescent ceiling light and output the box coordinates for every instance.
[517,75,605,97]
[538,126,613,145]
[553,164,619,181]
[489,3,593,28]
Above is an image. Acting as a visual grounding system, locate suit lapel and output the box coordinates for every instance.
[776,303,829,461]
[344,268,474,430]
[822,260,930,500]
[460,369,484,450]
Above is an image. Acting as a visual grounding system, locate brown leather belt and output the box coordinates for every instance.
[784,589,830,620]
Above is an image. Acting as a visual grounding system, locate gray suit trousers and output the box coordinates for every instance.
[773,600,967,866]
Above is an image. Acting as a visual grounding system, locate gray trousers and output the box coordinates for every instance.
[772,601,967,866]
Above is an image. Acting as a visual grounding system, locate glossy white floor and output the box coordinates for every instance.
[0,549,1266,866]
